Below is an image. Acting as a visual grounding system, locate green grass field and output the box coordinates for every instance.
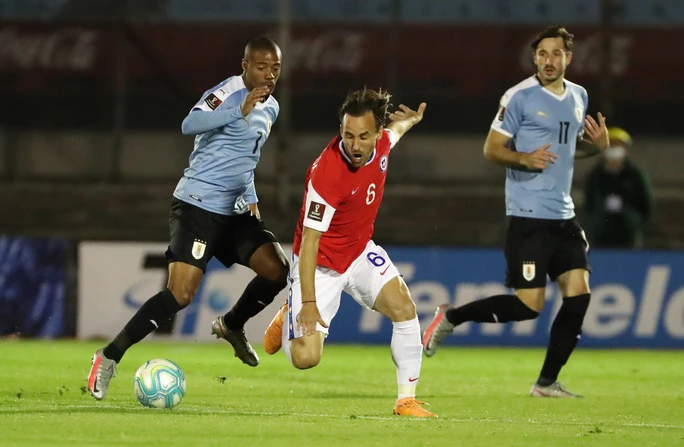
[1,340,682,447]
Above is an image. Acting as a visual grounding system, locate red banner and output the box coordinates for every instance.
[0,23,681,99]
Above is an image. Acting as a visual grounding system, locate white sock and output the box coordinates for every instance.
[391,317,423,400]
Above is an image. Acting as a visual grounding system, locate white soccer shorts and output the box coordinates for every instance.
[286,240,400,339]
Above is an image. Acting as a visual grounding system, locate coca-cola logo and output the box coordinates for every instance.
[0,27,98,71]
[289,31,365,73]
[519,33,633,76]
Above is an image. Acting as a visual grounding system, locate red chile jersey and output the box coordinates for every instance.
[292,129,397,273]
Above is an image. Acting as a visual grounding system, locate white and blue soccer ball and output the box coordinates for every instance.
[134,359,186,409]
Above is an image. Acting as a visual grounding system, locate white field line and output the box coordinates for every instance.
[13,405,683,430]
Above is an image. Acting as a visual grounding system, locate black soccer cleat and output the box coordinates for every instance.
[211,316,259,367]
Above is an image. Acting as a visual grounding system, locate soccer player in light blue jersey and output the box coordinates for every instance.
[423,26,609,397]
[88,37,289,400]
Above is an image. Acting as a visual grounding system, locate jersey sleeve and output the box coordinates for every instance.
[191,84,242,113]
[181,89,244,135]
[302,154,345,232]
[302,180,337,232]
[385,128,398,149]
[490,90,524,138]
[577,88,589,141]
[271,98,280,121]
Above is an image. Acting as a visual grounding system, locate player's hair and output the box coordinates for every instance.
[530,26,574,52]
[338,88,392,129]
[244,36,281,59]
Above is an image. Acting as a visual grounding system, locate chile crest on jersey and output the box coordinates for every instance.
[379,154,388,172]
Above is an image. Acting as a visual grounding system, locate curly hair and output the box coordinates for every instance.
[338,88,392,130]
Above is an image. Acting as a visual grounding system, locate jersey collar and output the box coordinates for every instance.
[534,75,569,101]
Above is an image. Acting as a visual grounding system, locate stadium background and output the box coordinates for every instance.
[1,0,682,350]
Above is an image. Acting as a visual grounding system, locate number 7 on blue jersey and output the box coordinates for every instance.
[252,132,264,154]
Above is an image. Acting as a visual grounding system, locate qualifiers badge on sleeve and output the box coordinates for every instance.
[497,105,506,121]
[307,201,326,222]
[204,93,222,110]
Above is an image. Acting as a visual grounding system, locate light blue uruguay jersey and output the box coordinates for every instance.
[491,75,588,220]
[174,75,279,215]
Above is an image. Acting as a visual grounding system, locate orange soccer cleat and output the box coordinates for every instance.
[392,397,438,418]
[263,302,288,355]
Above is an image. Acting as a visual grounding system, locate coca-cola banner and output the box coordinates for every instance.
[0,23,681,100]
[0,26,99,71]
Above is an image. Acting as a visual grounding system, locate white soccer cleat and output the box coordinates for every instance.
[87,349,117,400]
[530,381,583,398]
[422,304,455,357]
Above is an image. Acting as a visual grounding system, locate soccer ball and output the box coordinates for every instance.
[134,359,186,409]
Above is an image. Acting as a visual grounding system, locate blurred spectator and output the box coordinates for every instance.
[584,127,652,248]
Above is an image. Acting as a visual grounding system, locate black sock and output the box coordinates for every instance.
[103,289,182,363]
[223,275,286,330]
[537,293,591,386]
[445,294,539,326]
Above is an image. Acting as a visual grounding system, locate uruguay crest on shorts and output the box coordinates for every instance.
[192,239,206,260]
[522,261,536,281]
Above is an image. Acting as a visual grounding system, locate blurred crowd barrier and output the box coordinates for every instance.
[2,236,681,344]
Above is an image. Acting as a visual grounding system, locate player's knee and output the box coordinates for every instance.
[290,348,321,370]
[515,291,545,313]
[167,263,202,308]
[167,286,196,309]
[385,295,416,322]
[260,258,290,283]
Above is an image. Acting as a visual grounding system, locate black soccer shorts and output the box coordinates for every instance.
[166,198,279,271]
[504,216,590,289]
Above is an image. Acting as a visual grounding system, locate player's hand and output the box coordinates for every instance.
[248,203,261,220]
[241,86,270,117]
[521,143,557,170]
[296,301,328,337]
[584,112,609,151]
[389,102,427,127]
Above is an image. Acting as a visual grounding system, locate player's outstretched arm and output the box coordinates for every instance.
[181,86,272,136]
[181,107,244,135]
[386,102,427,142]
[297,227,329,336]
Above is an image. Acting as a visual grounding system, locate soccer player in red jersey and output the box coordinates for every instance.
[263,88,434,417]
